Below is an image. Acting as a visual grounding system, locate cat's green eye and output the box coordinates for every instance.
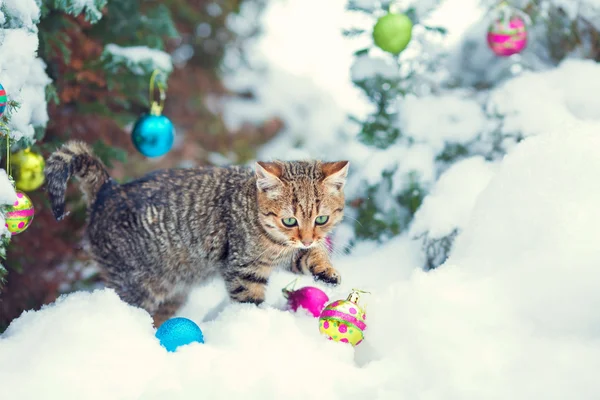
[282,217,298,227]
[315,215,329,225]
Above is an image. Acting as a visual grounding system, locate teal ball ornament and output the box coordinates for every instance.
[155,317,204,352]
[131,113,175,158]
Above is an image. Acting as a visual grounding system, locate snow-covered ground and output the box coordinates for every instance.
[3,0,600,398]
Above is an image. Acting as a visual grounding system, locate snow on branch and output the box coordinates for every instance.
[102,44,173,77]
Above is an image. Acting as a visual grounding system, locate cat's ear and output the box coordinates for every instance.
[255,161,283,198]
[322,161,349,193]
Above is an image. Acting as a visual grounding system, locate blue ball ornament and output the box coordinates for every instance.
[131,113,175,158]
[155,317,205,352]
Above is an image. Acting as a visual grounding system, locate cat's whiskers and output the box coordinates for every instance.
[317,239,347,259]
[341,214,364,227]
[271,244,295,268]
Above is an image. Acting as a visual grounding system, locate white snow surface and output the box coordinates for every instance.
[2,131,600,398]
[400,93,488,153]
[488,58,600,138]
[409,155,496,239]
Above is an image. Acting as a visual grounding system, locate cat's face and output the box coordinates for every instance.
[255,160,349,249]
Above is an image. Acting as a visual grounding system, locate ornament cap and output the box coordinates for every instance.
[346,288,370,305]
[149,101,162,116]
[148,69,167,116]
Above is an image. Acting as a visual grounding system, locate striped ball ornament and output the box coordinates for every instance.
[0,82,7,117]
[487,16,527,57]
[319,291,367,346]
[5,191,34,235]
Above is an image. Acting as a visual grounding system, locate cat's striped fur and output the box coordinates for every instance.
[44,141,348,325]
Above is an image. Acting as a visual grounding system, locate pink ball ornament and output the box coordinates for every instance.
[282,281,329,318]
[487,14,527,57]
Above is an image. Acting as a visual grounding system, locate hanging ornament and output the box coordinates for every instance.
[319,289,368,346]
[0,82,7,118]
[372,12,413,55]
[2,132,34,235]
[10,148,45,192]
[131,70,175,158]
[282,279,329,318]
[487,2,529,57]
[5,191,34,235]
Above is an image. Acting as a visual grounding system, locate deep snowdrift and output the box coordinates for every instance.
[2,130,600,399]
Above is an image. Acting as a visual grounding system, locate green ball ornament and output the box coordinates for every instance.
[372,13,413,55]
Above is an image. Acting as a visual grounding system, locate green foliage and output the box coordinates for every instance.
[0,0,183,292]
[352,75,409,149]
[354,186,402,241]
[100,46,172,109]
[343,1,459,249]
[91,139,127,169]
[435,142,471,163]
[90,1,178,49]
[353,169,425,242]
[40,0,108,23]
[419,229,459,270]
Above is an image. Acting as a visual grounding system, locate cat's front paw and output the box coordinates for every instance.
[311,264,342,286]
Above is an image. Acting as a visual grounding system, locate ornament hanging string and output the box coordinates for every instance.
[282,278,299,297]
[6,131,10,180]
[148,69,166,116]
[348,288,371,310]
[492,1,531,29]
[0,121,12,184]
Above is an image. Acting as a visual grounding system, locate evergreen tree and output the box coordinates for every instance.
[343,0,600,268]
[0,0,176,286]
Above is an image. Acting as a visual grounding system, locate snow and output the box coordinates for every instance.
[0,21,51,142]
[409,156,496,240]
[0,168,17,237]
[4,0,600,397]
[400,93,488,153]
[488,58,600,138]
[0,0,40,30]
[65,0,106,23]
[3,131,600,398]
[103,44,173,76]
[0,168,17,205]
[450,130,600,338]
[351,54,400,81]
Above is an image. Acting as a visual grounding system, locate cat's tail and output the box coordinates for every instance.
[44,140,112,221]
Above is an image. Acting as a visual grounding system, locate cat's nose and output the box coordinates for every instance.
[302,239,313,247]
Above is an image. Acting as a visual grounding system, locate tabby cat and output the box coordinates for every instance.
[44,141,349,325]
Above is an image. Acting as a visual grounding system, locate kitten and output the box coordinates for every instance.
[44,141,348,325]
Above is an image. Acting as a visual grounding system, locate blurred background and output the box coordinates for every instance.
[1,0,599,330]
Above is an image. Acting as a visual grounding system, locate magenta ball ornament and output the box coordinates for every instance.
[283,284,329,318]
